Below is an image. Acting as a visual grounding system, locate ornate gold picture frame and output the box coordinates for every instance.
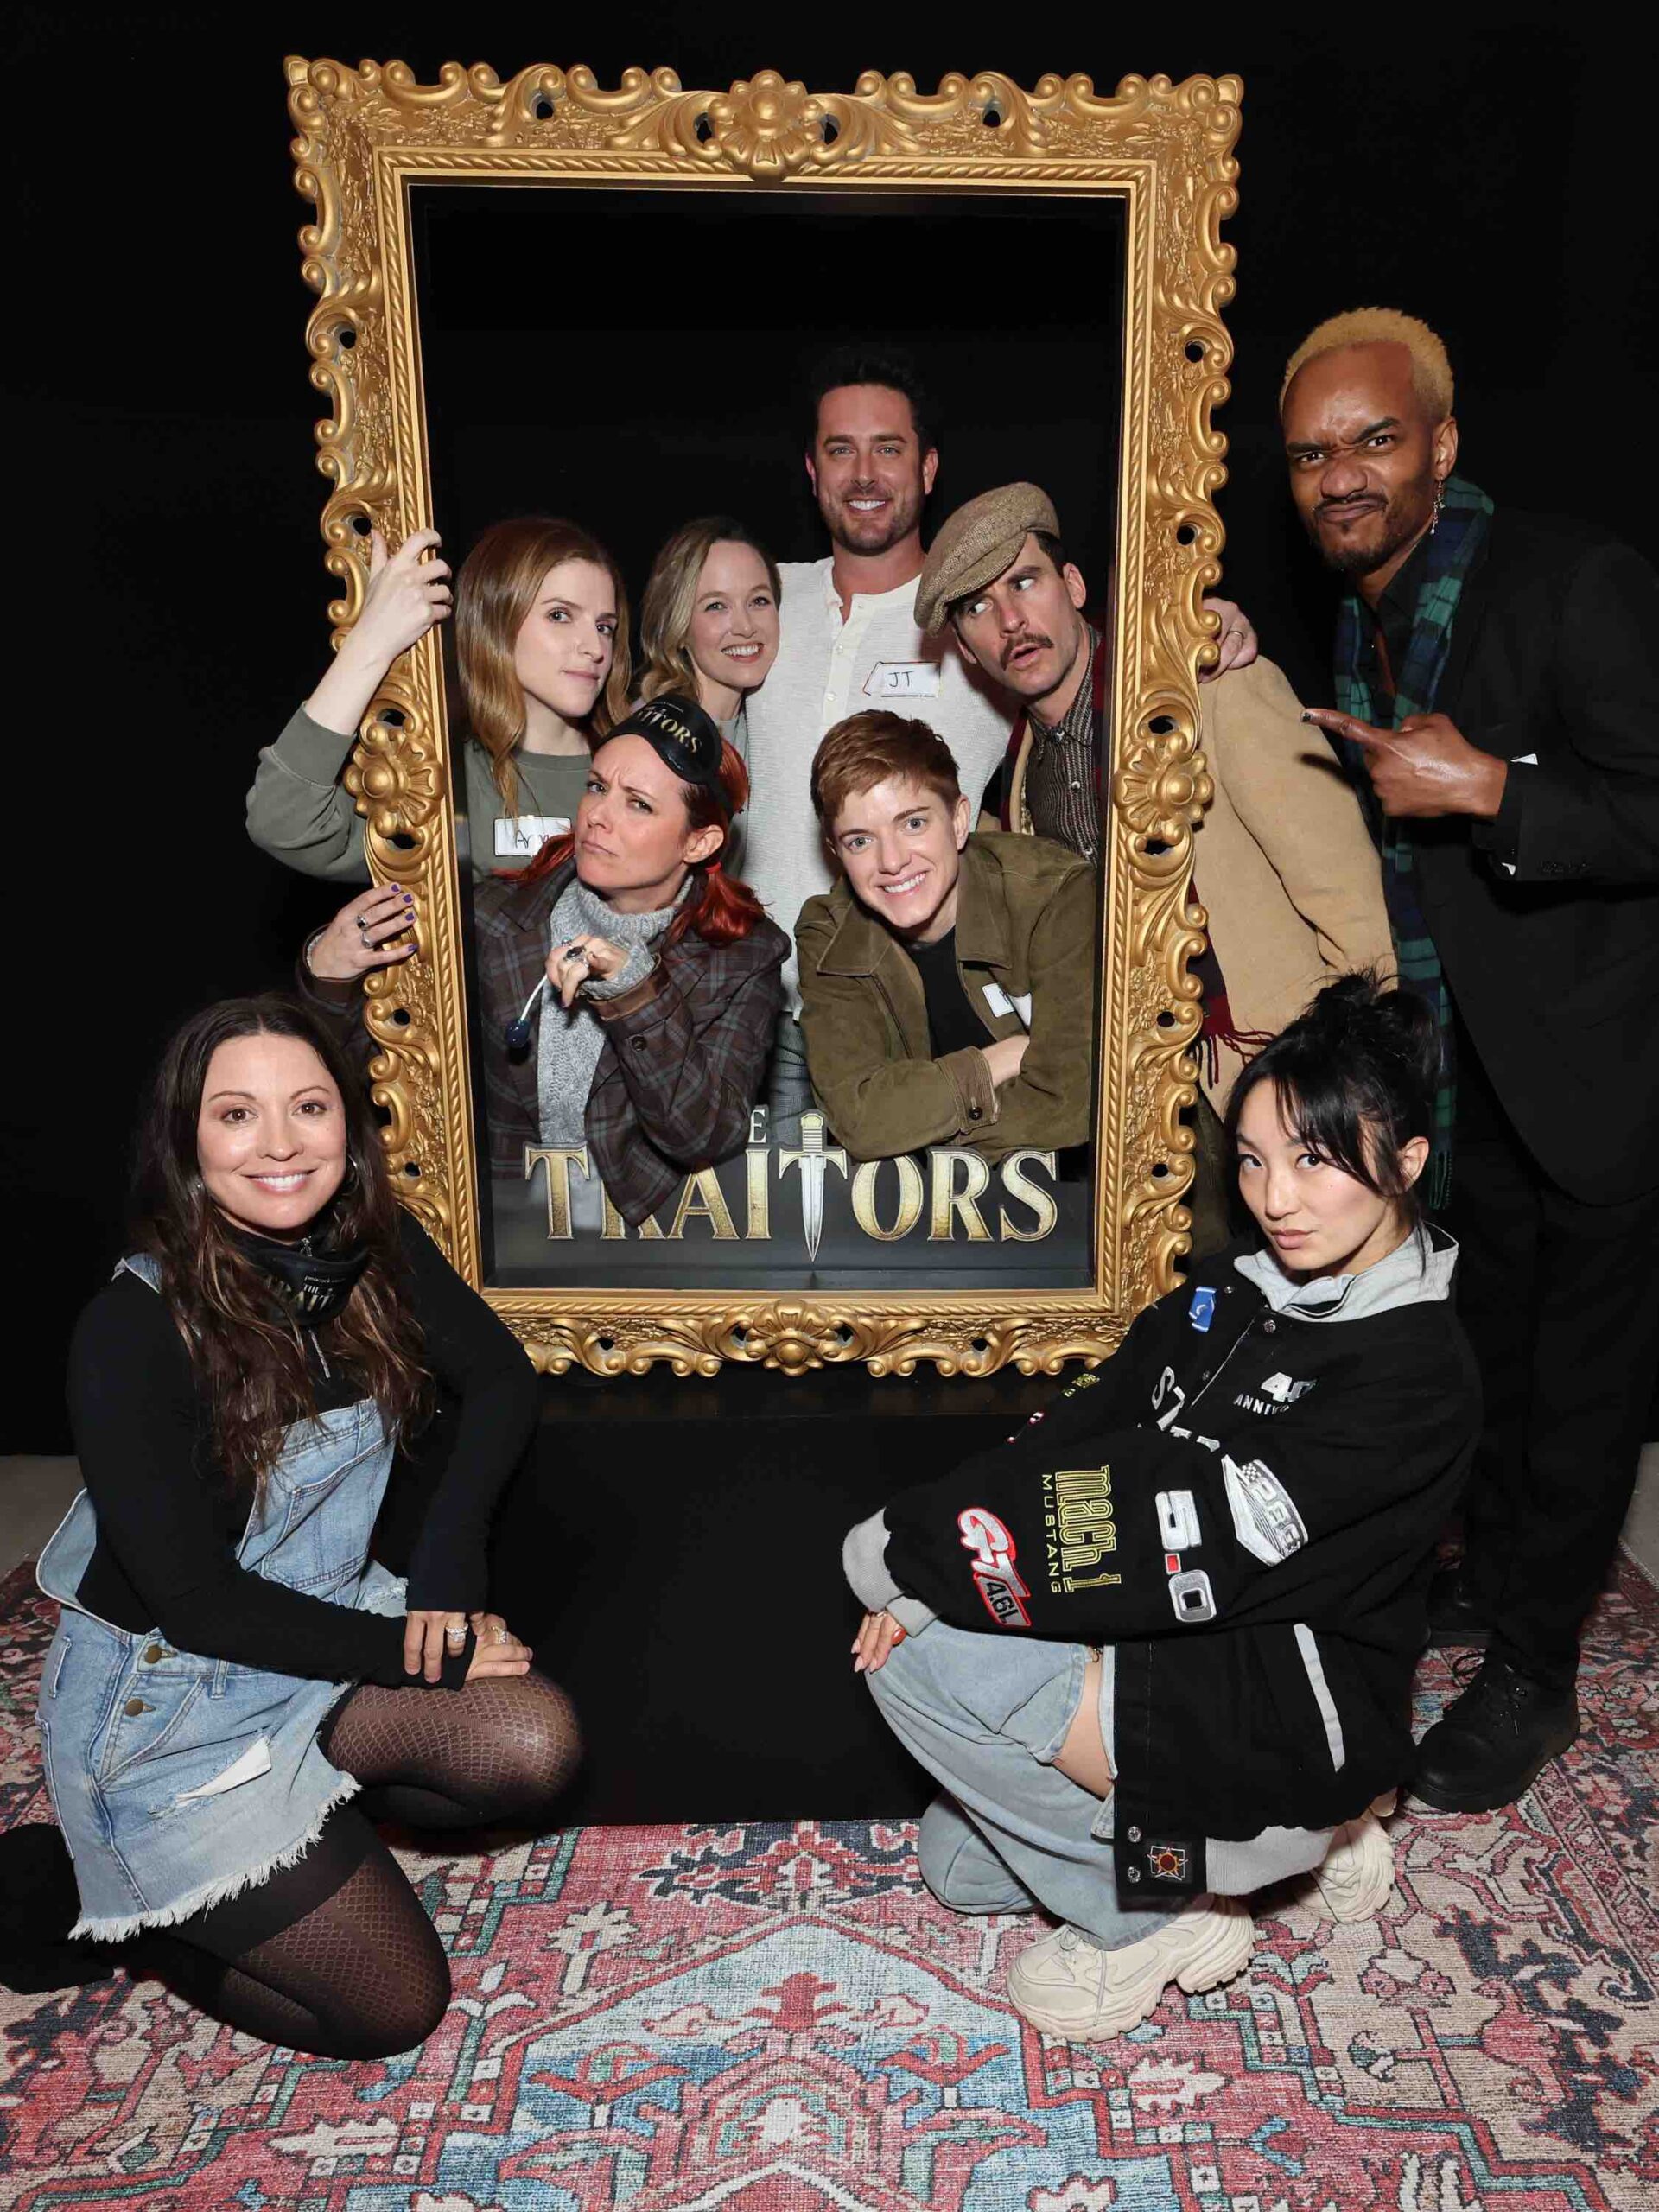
[285,59,1241,1376]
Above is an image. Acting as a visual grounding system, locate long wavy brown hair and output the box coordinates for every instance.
[130,996,432,1501]
[455,517,633,817]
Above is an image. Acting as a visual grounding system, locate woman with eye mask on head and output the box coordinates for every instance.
[248,516,632,878]
[3,998,578,2054]
[302,693,790,1230]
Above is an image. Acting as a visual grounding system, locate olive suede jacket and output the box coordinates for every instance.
[795,832,1097,1162]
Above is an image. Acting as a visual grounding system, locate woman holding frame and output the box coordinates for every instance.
[305,692,788,1227]
[248,517,631,878]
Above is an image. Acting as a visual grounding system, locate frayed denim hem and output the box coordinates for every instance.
[67,1770,364,1943]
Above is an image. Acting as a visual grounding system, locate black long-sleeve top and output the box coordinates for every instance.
[65,1212,539,1688]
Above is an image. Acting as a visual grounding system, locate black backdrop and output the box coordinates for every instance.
[5,7,1655,1449]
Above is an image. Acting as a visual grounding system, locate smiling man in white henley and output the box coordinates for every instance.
[741,345,1259,1132]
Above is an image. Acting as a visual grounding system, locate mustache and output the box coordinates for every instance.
[1315,493,1385,520]
[1001,631,1054,667]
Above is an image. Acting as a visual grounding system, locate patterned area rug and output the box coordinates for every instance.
[2,1557,1656,2212]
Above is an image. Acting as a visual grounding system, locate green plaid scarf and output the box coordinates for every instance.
[1331,474,1493,1209]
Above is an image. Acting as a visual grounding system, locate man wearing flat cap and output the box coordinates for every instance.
[918,484,1393,1224]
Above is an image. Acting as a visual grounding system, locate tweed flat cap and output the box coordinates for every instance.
[915,482,1060,635]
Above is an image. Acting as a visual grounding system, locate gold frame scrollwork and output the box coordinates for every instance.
[285,57,1240,1376]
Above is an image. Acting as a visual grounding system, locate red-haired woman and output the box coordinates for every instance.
[248,518,632,879]
[304,694,787,1225]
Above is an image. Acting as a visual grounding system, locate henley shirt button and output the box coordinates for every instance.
[124,1698,149,1717]
[143,1643,164,1664]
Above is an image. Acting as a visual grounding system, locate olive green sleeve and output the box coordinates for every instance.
[246,705,372,883]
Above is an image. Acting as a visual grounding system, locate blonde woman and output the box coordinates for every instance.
[248,518,632,879]
[636,517,781,808]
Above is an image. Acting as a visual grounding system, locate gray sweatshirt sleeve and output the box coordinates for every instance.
[842,1510,937,1636]
[246,706,372,882]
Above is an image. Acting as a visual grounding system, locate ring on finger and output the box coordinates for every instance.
[444,1623,467,1644]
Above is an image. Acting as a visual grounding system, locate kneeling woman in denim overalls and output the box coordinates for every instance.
[35,996,576,2056]
[844,975,1481,2043]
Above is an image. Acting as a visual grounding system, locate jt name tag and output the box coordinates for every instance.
[863,661,942,700]
[496,814,570,856]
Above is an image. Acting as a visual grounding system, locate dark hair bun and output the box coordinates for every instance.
[1222,963,1440,1227]
[1300,968,1440,1101]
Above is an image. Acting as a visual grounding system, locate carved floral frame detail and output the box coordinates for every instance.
[286,58,1241,1376]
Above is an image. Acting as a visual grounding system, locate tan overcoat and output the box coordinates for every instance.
[987,652,1394,1109]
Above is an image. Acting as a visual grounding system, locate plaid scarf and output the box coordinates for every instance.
[1332,474,1493,1208]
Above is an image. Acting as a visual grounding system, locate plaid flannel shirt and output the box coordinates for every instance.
[473,859,788,1224]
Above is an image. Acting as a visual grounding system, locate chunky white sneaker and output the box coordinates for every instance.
[1006,1897,1254,2039]
[1311,1806,1395,1923]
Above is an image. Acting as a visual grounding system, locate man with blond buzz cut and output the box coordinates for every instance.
[915,481,1393,1243]
[1282,306,1659,1814]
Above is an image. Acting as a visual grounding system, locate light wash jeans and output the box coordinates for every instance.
[868,1620,1332,1951]
[866,1620,1184,1950]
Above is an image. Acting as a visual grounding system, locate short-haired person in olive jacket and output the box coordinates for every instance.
[842,976,1479,2043]
[796,713,1096,1160]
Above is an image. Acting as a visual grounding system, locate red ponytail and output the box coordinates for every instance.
[501,736,768,949]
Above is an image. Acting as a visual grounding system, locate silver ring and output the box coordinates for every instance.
[564,945,589,965]
[357,916,372,934]
[444,1623,467,1643]
[490,1625,508,1644]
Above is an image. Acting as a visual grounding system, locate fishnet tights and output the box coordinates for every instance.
[322,1667,582,1827]
[142,1827,449,2058]
[144,1669,580,2058]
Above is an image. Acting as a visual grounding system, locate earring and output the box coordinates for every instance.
[1429,478,1446,535]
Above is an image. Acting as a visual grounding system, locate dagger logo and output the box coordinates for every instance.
[779,1109,849,1262]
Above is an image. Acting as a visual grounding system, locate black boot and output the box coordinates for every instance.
[1411,1656,1580,1813]
[1422,1565,1492,1651]
[0,1826,119,1993]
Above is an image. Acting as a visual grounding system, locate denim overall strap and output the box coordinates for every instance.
[36,1254,403,1941]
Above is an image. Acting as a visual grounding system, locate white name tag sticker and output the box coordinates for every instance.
[495,814,570,857]
[863,661,942,700]
[982,983,1033,1029]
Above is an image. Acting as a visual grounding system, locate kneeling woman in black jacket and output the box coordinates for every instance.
[843,975,1479,2041]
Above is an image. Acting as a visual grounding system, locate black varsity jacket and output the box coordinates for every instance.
[869,1228,1479,1900]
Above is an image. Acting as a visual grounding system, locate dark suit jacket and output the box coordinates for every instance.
[473,860,788,1223]
[1397,512,1659,1201]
